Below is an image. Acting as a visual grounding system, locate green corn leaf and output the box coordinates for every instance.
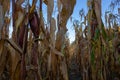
[101,22,108,40]
[94,28,100,40]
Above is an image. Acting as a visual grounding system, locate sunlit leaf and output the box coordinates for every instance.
[15,11,25,33]
[30,0,37,14]
[57,0,62,12]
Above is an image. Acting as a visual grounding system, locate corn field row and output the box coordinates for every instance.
[0,0,120,80]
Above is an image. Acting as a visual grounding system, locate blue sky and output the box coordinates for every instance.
[67,0,88,43]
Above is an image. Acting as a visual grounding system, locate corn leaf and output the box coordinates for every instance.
[0,40,6,75]
[43,0,48,5]
[94,0,102,30]
[49,44,64,57]
[60,60,68,80]
[7,45,21,80]
[91,46,95,65]
[0,5,3,39]
[16,0,24,5]
[30,0,37,14]
[2,0,10,15]
[94,28,100,40]
[47,53,51,71]
[5,38,23,54]
[50,18,56,47]
[15,11,25,33]
[47,0,54,23]
[57,0,62,12]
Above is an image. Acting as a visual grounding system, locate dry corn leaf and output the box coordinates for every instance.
[57,0,62,12]
[59,0,76,27]
[43,0,48,5]
[118,26,120,32]
[0,5,3,39]
[0,5,3,25]
[12,62,21,80]
[2,0,10,15]
[55,28,65,50]
[15,11,25,33]
[94,0,101,29]
[5,38,23,54]
[7,45,21,80]
[30,5,35,14]
[60,60,68,80]
[42,49,47,57]
[15,11,25,32]
[49,44,64,57]
[50,18,56,47]
[40,14,46,34]
[47,0,54,23]
[0,40,7,75]
[47,53,51,71]
[16,0,24,6]
[30,0,37,14]
[0,40,4,57]
[87,0,91,8]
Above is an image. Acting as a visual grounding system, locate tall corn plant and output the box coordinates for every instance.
[75,0,120,80]
[0,1,11,80]
[87,0,107,80]
[41,0,76,80]
[74,0,109,80]
[0,0,42,80]
[54,0,76,80]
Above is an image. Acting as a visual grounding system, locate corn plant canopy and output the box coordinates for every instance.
[0,0,120,80]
